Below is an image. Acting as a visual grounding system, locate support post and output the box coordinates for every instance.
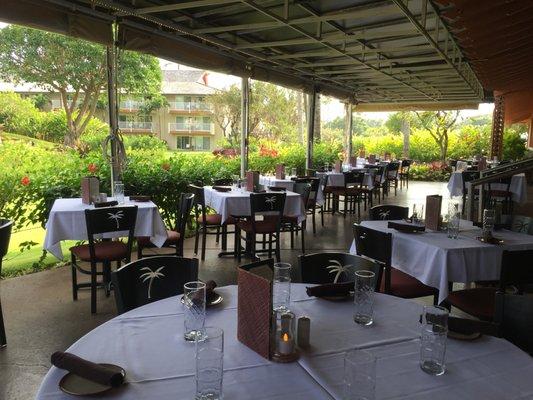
[240,77,250,178]
[490,94,505,160]
[344,102,353,163]
[306,89,317,171]
[106,46,120,194]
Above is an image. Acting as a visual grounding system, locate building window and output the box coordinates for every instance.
[177,136,211,151]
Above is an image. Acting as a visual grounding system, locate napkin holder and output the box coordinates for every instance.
[349,156,357,166]
[81,176,100,205]
[275,164,286,180]
[334,160,342,173]
[359,149,366,158]
[246,170,260,192]
[425,194,442,231]
[237,259,274,360]
[477,156,487,171]
[368,154,376,164]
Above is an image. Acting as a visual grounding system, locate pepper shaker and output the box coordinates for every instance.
[297,316,310,348]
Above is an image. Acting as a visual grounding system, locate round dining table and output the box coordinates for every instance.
[36,284,533,399]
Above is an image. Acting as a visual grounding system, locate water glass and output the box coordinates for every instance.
[447,202,461,239]
[420,305,448,376]
[196,327,224,400]
[412,204,424,224]
[114,181,125,204]
[344,349,376,400]
[273,263,291,313]
[482,209,495,239]
[353,270,376,326]
[291,168,297,177]
[183,281,206,341]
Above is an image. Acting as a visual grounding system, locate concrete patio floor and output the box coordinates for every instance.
[0,181,530,399]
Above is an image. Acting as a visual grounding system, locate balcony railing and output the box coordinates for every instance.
[168,101,211,112]
[51,99,83,109]
[119,121,153,132]
[119,100,143,111]
[169,122,211,132]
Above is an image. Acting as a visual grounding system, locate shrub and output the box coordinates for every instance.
[0,91,41,137]
[502,125,527,161]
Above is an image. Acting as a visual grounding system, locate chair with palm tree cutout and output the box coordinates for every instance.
[299,252,381,289]
[70,205,138,314]
[369,205,409,221]
[111,255,198,314]
[0,219,13,347]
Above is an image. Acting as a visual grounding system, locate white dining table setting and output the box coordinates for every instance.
[317,170,375,189]
[203,186,306,224]
[259,175,325,206]
[36,284,533,399]
[43,197,168,259]
[447,171,527,203]
[349,219,533,304]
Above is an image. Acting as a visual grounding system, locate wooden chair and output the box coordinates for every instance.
[295,177,321,234]
[494,292,533,355]
[385,161,400,196]
[444,250,533,321]
[332,171,366,217]
[299,251,382,290]
[510,215,533,235]
[353,223,439,303]
[369,205,409,221]
[136,193,194,258]
[70,206,138,314]
[188,184,235,260]
[280,182,310,254]
[399,159,412,189]
[0,219,13,347]
[111,256,198,314]
[236,192,286,262]
[368,165,386,203]
[486,176,513,214]
[461,170,480,214]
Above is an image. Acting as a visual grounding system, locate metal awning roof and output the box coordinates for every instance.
[1,0,487,106]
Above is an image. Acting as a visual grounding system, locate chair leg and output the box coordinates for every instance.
[301,223,306,254]
[262,234,267,250]
[194,225,200,255]
[275,233,281,262]
[320,206,324,227]
[251,235,256,261]
[0,300,7,347]
[290,226,294,249]
[103,261,111,297]
[137,243,143,259]
[201,228,207,261]
[312,210,316,234]
[71,254,78,301]
[90,262,97,314]
[215,227,220,244]
[237,229,242,262]
[268,234,273,258]
[221,225,227,251]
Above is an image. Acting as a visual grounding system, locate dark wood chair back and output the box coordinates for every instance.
[499,250,533,292]
[295,178,319,207]
[494,292,533,355]
[213,178,233,186]
[250,192,286,232]
[369,205,409,221]
[400,159,412,173]
[510,215,533,235]
[299,252,382,290]
[84,206,138,263]
[188,184,208,225]
[386,161,400,179]
[343,171,365,188]
[174,193,195,253]
[292,182,311,210]
[111,256,199,314]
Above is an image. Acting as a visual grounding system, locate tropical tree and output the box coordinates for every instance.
[0,25,164,146]
[415,110,459,163]
[385,111,420,158]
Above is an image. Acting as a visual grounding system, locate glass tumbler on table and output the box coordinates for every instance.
[196,327,224,400]
[344,349,376,400]
[420,305,449,376]
[482,209,495,240]
[183,281,206,342]
[353,270,376,326]
[447,202,461,239]
[273,263,291,313]
[113,181,125,204]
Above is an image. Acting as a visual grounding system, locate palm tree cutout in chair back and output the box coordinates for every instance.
[513,219,529,233]
[327,260,353,283]
[108,210,124,229]
[378,210,390,220]
[265,196,276,210]
[140,266,166,299]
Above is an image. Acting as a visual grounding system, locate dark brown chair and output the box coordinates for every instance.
[353,223,439,303]
[280,182,310,254]
[70,206,138,314]
[299,251,382,289]
[494,292,533,355]
[295,177,321,234]
[0,219,13,347]
[385,161,400,196]
[486,176,513,214]
[399,159,412,189]
[461,170,480,214]
[236,192,286,262]
[188,185,235,261]
[444,250,533,321]
[332,171,366,217]
[111,255,198,314]
[137,193,194,258]
[369,205,409,221]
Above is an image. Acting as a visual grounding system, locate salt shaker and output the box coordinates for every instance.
[297,316,310,348]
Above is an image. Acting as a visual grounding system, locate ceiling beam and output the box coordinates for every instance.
[134,0,240,15]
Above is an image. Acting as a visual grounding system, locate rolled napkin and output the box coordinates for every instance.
[51,351,124,387]
[212,186,231,192]
[268,186,286,192]
[387,221,425,233]
[306,282,353,298]
[129,195,150,202]
[93,200,118,208]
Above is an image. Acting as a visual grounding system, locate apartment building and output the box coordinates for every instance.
[0,69,223,151]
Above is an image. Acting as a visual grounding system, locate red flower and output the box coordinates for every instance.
[162,162,170,171]
[87,163,98,174]
[21,176,30,186]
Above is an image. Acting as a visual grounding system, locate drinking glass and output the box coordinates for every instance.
[482,209,495,240]
[344,349,376,400]
[183,281,206,341]
[420,305,448,376]
[196,327,224,400]
[114,181,125,204]
[353,270,376,326]
[273,263,291,312]
[291,168,297,177]
[447,202,461,239]
[412,204,424,224]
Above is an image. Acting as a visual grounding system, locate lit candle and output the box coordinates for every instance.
[277,332,294,355]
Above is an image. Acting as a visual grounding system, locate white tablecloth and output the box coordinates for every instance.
[36,284,533,400]
[317,171,375,190]
[43,198,168,259]
[204,187,306,223]
[447,172,527,203]
[259,175,325,206]
[349,220,533,303]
